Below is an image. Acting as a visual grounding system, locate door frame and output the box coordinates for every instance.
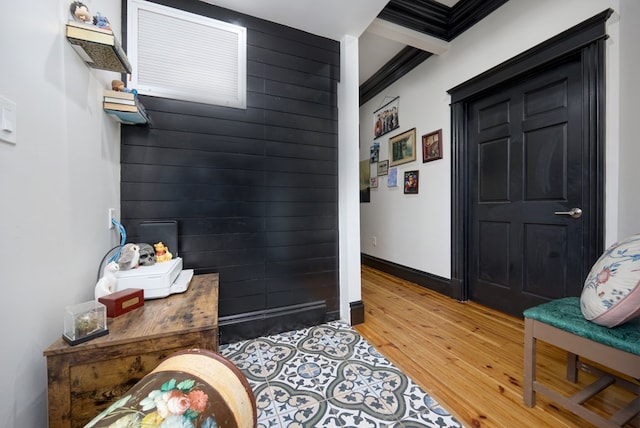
[447,10,612,302]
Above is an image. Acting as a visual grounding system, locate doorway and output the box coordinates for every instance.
[467,56,584,315]
[449,11,611,316]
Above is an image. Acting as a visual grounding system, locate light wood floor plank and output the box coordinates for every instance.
[355,266,637,428]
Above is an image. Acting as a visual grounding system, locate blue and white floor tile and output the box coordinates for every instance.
[220,321,463,428]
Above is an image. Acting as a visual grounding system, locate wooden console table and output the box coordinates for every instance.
[43,273,219,428]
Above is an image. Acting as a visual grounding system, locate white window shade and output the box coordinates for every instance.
[127,0,246,109]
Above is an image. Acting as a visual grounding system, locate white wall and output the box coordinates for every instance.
[338,35,362,322]
[359,0,635,278]
[617,0,640,240]
[0,0,122,426]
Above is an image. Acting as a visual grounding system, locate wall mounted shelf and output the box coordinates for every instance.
[103,107,148,125]
[65,22,132,74]
[102,90,148,125]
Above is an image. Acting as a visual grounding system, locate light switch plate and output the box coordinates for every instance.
[0,96,17,145]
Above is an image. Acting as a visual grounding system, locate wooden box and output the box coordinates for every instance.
[99,288,144,317]
[44,274,219,428]
[86,349,256,427]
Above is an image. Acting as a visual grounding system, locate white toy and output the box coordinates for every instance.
[94,261,119,299]
[117,243,140,271]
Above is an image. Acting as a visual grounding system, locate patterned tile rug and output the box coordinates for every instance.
[219,321,463,427]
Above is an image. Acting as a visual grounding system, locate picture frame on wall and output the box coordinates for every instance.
[422,129,443,163]
[377,160,389,176]
[389,128,416,167]
[359,159,370,203]
[373,96,399,139]
[370,142,380,163]
[404,170,419,194]
[370,176,378,188]
[387,167,398,187]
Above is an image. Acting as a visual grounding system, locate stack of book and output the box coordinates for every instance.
[65,21,131,74]
[103,90,149,125]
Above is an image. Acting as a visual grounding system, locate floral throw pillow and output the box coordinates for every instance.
[580,233,640,327]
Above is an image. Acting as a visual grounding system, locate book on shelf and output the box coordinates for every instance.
[103,97,147,113]
[66,20,113,35]
[103,97,136,105]
[103,89,135,100]
[103,102,138,112]
[65,23,131,74]
[103,96,148,125]
[104,108,149,125]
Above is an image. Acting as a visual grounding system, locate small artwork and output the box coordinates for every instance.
[377,160,389,176]
[404,170,419,194]
[370,142,380,163]
[360,159,370,203]
[370,177,378,188]
[422,129,443,163]
[80,369,222,427]
[387,167,398,187]
[373,96,399,139]
[389,128,417,167]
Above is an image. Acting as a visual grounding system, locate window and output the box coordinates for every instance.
[127,0,247,109]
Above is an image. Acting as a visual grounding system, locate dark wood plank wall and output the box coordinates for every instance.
[120,0,340,339]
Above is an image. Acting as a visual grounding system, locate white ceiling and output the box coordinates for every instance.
[199,0,389,40]
[199,0,460,85]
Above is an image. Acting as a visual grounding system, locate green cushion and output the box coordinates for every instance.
[524,297,640,355]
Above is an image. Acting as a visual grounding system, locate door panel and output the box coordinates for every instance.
[468,58,584,316]
[524,124,567,200]
[478,138,510,202]
[477,221,510,286]
[523,223,568,299]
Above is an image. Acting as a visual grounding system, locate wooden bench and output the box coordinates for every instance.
[523,297,640,427]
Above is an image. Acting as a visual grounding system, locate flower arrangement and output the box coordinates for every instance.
[85,377,216,428]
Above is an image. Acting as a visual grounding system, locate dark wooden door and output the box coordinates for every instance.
[467,57,586,316]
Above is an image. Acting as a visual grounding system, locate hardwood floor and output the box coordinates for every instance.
[354,265,638,428]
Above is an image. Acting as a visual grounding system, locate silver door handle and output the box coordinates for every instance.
[554,207,582,219]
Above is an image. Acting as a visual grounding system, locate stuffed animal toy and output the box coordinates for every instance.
[94,262,119,299]
[93,12,112,30]
[154,242,173,263]
[111,80,138,95]
[112,80,125,91]
[69,1,92,23]
[69,2,112,31]
[137,243,156,266]
[117,243,140,270]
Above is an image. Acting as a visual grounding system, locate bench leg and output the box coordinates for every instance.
[566,352,578,382]
[524,317,536,407]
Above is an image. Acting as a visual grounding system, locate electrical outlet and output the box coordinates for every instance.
[372,236,377,247]
[108,208,117,229]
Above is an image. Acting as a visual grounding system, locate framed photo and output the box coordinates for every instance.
[422,129,443,163]
[377,160,389,176]
[404,170,419,194]
[389,128,416,167]
[370,142,380,163]
[370,176,378,188]
[359,160,370,203]
[373,96,399,139]
[387,167,398,187]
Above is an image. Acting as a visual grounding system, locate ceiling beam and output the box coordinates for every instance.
[359,0,511,105]
[366,18,449,55]
[449,0,510,39]
[378,0,450,40]
[359,47,432,106]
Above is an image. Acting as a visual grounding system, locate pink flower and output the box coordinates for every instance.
[597,268,611,284]
[164,390,190,415]
[188,390,208,413]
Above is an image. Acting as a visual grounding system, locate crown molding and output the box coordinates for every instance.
[360,0,510,105]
